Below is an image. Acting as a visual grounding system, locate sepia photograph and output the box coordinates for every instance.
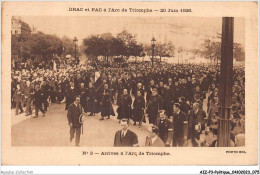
[1,1,258,167]
[10,16,245,148]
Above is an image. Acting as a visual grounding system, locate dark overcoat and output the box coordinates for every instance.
[132,96,145,122]
[100,89,115,116]
[117,94,132,119]
[114,130,138,147]
[67,103,82,128]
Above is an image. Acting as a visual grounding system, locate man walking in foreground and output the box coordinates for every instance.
[67,96,82,146]
[114,119,139,147]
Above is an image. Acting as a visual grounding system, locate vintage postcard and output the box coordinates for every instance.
[1,1,258,165]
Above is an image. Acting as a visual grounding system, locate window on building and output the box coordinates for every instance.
[15,30,18,34]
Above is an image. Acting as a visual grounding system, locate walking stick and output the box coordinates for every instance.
[81,122,83,135]
[140,109,146,126]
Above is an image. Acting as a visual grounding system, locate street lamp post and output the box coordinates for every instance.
[73,37,78,65]
[151,37,156,68]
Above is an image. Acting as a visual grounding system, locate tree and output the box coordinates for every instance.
[144,41,175,61]
[83,31,143,62]
[143,44,152,56]
[155,42,167,61]
[61,36,75,56]
[116,30,142,58]
[12,31,63,62]
[83,35,104,60]
[110,38,125,57]
[190,48,201,59]
[100,33,114,62]
[156,41,175,61]
[200,39,221,63]
[201,38,245,63]
[27,33,63,60]
[233,43,245,62]
[83,34,124,62]
[11,34,21,59]
[165,41,175,57]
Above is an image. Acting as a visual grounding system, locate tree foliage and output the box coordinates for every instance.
[12,32,66,61]
[200,39,245,62]
[83,31,143,62]
[233,43,245,62]
[61,36,75,56]
[144,41,175,61]
[200,39,220,63]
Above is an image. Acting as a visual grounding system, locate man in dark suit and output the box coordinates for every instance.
[79,83,87,112]
[145,125,165,147]
[170,103,188,147]
[100,84,115,120]
[114,119,139,147]
[12,84,24,115]
[188,102,207,147]
[86,82,97,116]
[157,110,173,146]
[146,80,156,103]
[146,88,163,125]
[65,82,79,110]
[41,80,50,112]
[34,84,45,118]
[117,89,132,121]
[67,96,82,146]
[24,80,34,116]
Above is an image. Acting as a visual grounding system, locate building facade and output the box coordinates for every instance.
[11,17,31,35]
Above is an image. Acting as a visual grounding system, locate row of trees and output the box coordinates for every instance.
[12,22,245,64]
[194,38,245,62]
[83,30,176,62]
[12,31,76,62]
[83,31,245,63]
[83,31,144,62]
[143,41,175,61]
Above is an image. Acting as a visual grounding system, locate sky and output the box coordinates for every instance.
[20,16,245,51]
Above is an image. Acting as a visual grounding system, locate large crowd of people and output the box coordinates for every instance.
[11,58,245,147]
